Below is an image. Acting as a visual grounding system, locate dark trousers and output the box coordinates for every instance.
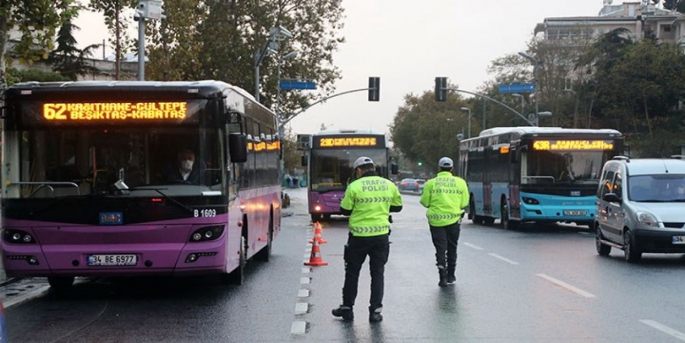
[342,233,390,312]
[429,222,461,269]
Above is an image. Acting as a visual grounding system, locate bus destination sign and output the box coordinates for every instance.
[42,102,188,121]
[533,140,614,151]
[314,136,384,148]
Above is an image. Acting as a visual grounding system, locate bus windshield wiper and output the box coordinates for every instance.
[128,186,194,213]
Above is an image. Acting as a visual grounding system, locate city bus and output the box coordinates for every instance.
[1,80,281,289]
[458,127,623,230]
[300,129,397,222]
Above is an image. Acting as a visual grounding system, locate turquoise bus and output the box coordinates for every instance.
[458,127,623,230]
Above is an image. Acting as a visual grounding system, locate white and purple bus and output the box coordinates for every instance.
[300,129,397,222]
[1,80,280,289]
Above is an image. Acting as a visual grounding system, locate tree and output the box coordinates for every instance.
[389,87,469,173]
[49,19,101,81]
[144,0,345,116]
[89,0,137,80]
[0,0,76,88]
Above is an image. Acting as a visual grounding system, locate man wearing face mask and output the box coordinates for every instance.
[163,149,204,184]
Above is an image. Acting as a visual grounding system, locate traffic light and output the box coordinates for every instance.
[368,77,380,102]
[435,77,447,102]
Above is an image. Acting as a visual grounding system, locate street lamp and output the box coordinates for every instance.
[254,26,293,102]
[518,51,541,125]
[460,107,472,138]
[511,93,525,117]
[535,111,552,126]
[276,51,297,187]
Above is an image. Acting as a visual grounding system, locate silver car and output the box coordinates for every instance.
[595,156,685,263]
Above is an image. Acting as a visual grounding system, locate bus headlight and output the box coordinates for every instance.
[522,197,540,205]
[189,225,225,242]
[314,205,322,212]
[3,229,36,244]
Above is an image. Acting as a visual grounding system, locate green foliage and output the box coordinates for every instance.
[1,0,76,87]
[49,19,101,80]
[144,0,345,115]
[389,87,471,173]
[89,0,138,79]
[6,68,70,85]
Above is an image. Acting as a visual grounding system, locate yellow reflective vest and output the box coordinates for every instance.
[341,175,403,237]
[420,171,470,227]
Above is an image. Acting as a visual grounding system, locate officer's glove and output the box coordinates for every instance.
[388,215,393,223]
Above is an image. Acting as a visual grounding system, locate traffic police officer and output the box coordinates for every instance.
[420,157,469,287]
[332,156,403,322]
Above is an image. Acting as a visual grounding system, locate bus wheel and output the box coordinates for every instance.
[483,217,495,225]
[501,204,519,231]
[255,216,273,262]
[48,276,75,291]
[311,214,322,223]
[323,214,331,221]
[223,236,247,285]
[473,216,484,225]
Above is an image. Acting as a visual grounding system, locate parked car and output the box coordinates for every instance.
[399,178,420,192]
[417,179,426,193]
[595,156,685,263]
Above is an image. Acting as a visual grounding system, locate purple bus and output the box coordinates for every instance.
[1,80,281,289]
[300,129,397,222]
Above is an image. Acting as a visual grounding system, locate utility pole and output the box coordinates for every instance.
[135,0,164,81]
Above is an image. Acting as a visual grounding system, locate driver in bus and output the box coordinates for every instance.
[162,148,205,184]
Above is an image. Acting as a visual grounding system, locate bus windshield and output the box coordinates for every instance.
[523,150,611,185]
[310,148,388,191]
[8,127,222,198]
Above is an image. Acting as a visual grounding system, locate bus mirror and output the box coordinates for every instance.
[391,162,399,175]
[301,155,307,167]
[229,133,248,163]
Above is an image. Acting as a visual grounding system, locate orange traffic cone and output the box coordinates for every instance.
[304,239,328,266]
[309,222,327,244]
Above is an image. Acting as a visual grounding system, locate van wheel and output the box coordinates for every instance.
[483,217,495,225]
[623,230,642,263]
[595,224,611,256]
[468,200,475,220]
[48,276,75,290]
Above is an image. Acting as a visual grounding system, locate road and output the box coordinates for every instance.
[3,187,685,342]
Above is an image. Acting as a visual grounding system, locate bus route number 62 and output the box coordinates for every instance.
[195,209,216,217]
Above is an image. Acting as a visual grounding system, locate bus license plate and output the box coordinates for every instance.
[563,210,587,216]
[87,254,137,266]
[672,236,685,244]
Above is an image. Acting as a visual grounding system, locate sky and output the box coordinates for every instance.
[74,0,610,137]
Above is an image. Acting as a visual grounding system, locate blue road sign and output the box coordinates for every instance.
[498,83,535,94]
[279,79,317,90]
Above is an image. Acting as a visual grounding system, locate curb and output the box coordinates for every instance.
[0,277,21,287]
[3,285,51,309]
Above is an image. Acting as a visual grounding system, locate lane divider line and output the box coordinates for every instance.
[295,302,308,314]
[536,273,596,298]
[300,277,310,284]
[488,253,519,265]
[640,320,685,341]
[463,242,484,250]
[290,321,307,335]
[298,289,310,298]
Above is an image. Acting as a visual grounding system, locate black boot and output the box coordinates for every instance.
[438,268,447,287]
[332,305,354,320]
[369,307,383,322]
[447,267,456,285]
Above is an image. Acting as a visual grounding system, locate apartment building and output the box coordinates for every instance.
[535,0,685,47]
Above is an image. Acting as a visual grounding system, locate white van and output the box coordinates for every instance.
[595,156,685,263]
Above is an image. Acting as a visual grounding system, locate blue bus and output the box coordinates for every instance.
[458,127,623,230]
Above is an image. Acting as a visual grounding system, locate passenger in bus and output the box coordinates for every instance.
[161,149,206,184]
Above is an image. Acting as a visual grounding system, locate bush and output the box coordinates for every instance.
[6,68,70,85]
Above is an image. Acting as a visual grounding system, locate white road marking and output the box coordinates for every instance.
[488,253,519,265]
[3,285,51,308]
[536,273,596,298]
[298,289,310,298]
[640,320,685,341]
[463,242,484,250]
[300,277,310,284]
[290,321,307,335]
[295,302,308,314]
[301,267,311,274]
